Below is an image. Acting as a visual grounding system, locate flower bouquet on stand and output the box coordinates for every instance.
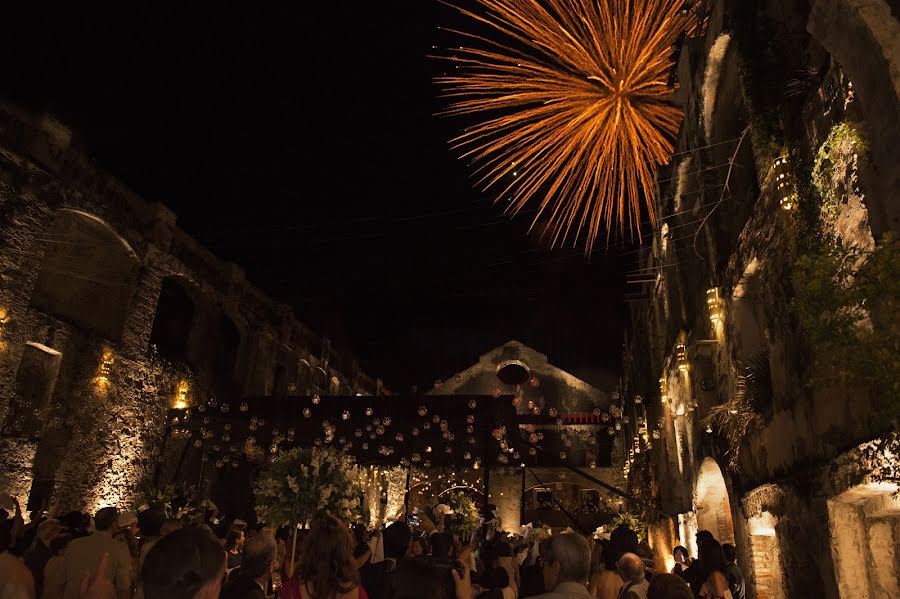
[440,490,481,542]
[253,446,362,578]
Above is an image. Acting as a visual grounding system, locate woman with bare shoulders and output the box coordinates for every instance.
[588,540,623,599]
[297,515,368,599]
[698,539,732,599]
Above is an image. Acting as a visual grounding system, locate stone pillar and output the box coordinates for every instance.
[0,187,53,422]
[119,248,168,358]
[491,470,524,533]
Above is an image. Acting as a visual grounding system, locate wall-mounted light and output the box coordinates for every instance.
[95,349,114,386]
[676,343,688,372]
[773,156,798,211]
[706,287,723,326]
[174,381,190,409]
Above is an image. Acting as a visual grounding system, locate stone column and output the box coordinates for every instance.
[0,188,53,422]
[119,248,168,358]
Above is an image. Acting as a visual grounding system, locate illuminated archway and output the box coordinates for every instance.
[693,457,735,544]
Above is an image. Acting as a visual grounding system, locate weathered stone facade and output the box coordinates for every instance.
[0,103,381,514]
[619,0,900,597]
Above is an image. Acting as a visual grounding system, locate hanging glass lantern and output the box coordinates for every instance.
[342,410,350,420]
[706,287,723,326]
[773,156,798,211]
[676,343,688,372]
[468,399,477,409]
[312,394,321,405]
[418,405,427,417]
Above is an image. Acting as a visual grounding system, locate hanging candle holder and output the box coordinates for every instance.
[773,155,798,211]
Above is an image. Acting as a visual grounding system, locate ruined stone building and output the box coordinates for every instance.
[0,103,382,514]
[430,340,628,534]
[617,1,900,598]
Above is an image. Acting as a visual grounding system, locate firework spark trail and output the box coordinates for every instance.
[436,0,697,252]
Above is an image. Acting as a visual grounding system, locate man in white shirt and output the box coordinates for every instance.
[532,532,593,598]
[62,508,132,599]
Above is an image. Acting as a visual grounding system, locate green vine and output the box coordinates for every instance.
[793,234,900,422]
[811,123,867,225]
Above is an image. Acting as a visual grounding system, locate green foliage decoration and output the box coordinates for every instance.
[811,122,867,224]
[793,233,900,421]
[253,446,363,527]
[134,482,202,519]
[441,489,481,538]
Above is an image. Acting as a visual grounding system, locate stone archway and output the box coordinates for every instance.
[694,457,735,544]
[149,275,197,367]
[30,209,140,340]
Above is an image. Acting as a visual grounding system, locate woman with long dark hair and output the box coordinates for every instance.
[224,529,244,572]
[697,539,731,599]
[297,515,368,599]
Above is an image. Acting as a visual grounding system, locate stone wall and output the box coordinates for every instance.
[0,104,379,514]
[619,0,900,596]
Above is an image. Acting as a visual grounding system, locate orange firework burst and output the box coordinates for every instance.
[437,0,697,251]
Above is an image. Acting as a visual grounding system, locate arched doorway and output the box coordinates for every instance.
[149,276,197,367]
[693,458,735,544]
[30,210,140,340]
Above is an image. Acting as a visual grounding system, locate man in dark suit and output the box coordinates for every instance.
[221,533,277,599]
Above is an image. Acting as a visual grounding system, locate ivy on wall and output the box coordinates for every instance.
[793,233,900,422]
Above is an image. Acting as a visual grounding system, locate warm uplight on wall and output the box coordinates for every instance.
[0,307,8,351]
[773,156,798,211]
[174,381,190,409]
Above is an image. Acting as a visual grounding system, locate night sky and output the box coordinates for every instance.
[2,2,632,390]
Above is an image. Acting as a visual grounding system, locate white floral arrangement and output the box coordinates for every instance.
[253,446,363,526]
[531,523,553,544]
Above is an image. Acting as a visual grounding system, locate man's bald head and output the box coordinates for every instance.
[617,552,645,583]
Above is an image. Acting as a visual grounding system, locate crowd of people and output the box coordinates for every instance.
[1,495,747,599]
